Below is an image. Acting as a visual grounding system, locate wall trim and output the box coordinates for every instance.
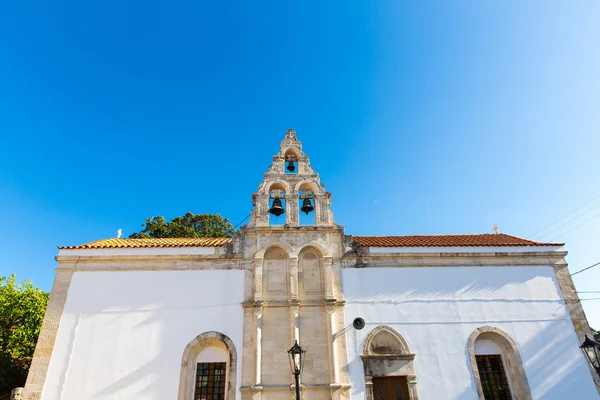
[23,271,74,400]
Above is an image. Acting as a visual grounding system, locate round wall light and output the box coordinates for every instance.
[353,317,365,330]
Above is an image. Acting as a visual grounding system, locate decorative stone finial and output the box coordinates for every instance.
[286,128,296,138]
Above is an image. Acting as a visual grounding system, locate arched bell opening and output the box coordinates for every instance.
[268,184,287,226]
[284,149,299,175]
[298,189,315,226]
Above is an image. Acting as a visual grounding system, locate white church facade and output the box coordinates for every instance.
[24,130,599,399]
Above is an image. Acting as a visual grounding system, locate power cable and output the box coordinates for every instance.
[571,261,600,276]
[529,194,600,239]
[548,212,600,243]
[536,202,600,241]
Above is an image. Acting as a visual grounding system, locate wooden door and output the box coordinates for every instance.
[372,376,410,400]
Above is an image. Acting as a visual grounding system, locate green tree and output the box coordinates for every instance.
[0,275,49,395]
[129,212,235,238]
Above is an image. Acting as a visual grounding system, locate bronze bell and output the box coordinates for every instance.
[269,198,285,216]
[287,161,295,172]
[301,198,314,214]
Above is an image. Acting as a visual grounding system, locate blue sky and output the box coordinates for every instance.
[1,1,599,327]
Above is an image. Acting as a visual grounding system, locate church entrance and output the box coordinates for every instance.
[372,376,410,400]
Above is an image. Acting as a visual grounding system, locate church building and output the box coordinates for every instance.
[24,130,599,399]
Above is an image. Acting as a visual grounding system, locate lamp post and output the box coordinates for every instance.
[288,341,306,400]
[580,335,600,387]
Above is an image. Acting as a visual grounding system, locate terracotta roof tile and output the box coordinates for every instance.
[352,234,562,248]
[60,237,232,249]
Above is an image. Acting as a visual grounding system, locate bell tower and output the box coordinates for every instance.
[239,129,350,400]
[246,128,336,228]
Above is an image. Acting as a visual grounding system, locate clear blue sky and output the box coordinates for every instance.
[1,1,599,327]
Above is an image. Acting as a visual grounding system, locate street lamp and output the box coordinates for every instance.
[288,341,306,400]
[580,335,600,387]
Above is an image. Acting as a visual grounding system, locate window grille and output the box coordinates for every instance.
[476,355,512,400]
[195,362,226,400]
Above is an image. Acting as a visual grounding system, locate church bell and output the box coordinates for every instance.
[301,198,314,214]
[286,161,295,172]
[269,198,285,216]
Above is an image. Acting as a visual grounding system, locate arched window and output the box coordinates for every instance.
[267,184,287,226]
[468,326,532,400]
[297,183,317,226]
[284,149,299,175]
[178,332,237,400]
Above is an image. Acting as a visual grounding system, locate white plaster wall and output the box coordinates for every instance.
[42,269,244,400]
[342,266,599,400]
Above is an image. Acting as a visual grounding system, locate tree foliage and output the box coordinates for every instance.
[0,275,49,395]
[129,212,235,239]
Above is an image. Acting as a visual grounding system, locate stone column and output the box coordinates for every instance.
[289,257,299,300]
[364,376,374,400]
[286,194,299,227]
[325,300,339,384]
[254,258,264,302]
[408,375,418,400]
[254,194,270,227]
[314,194,329,226]
[289,301,300,345]
[253,302,264,388]
[323,256,334,300]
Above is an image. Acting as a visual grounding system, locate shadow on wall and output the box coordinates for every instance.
[343,266,562,304]
[47,270,242,400]
[339,268,598,400]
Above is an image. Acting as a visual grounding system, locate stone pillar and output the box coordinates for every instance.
[253,302,264,388]
[408,375,418,400]
[325,300,339,384]
[289,301,300,345]
[254,194,270,227]
[315,194,329,226]
[286,194,299,227]
[289,257,299,300]
[254,258,263,302]
[323,256,334,300]
[364,376,374,400]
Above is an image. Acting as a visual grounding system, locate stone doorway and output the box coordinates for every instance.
[361,326,419,400]
[372,376,410,400]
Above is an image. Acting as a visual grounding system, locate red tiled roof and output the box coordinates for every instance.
[60,237,232,249]
[352,234,562,248]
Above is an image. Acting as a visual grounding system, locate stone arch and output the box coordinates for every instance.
[294,180,322,194]
[255,243,293,259]
[467,326,532,400]
[260,179,291,195]
[361,326,418,400]
[178,331,237,400]
[363,325,411,356]
[296,242,330,258]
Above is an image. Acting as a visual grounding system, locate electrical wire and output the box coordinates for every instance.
[547,212,600,243]
[536,202,600,241]
[571,261,600,276]
[231,214,251,230]
[529,194,600,239]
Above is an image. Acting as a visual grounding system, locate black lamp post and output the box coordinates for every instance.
[580,335,600,386]
[288,341,306,400]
